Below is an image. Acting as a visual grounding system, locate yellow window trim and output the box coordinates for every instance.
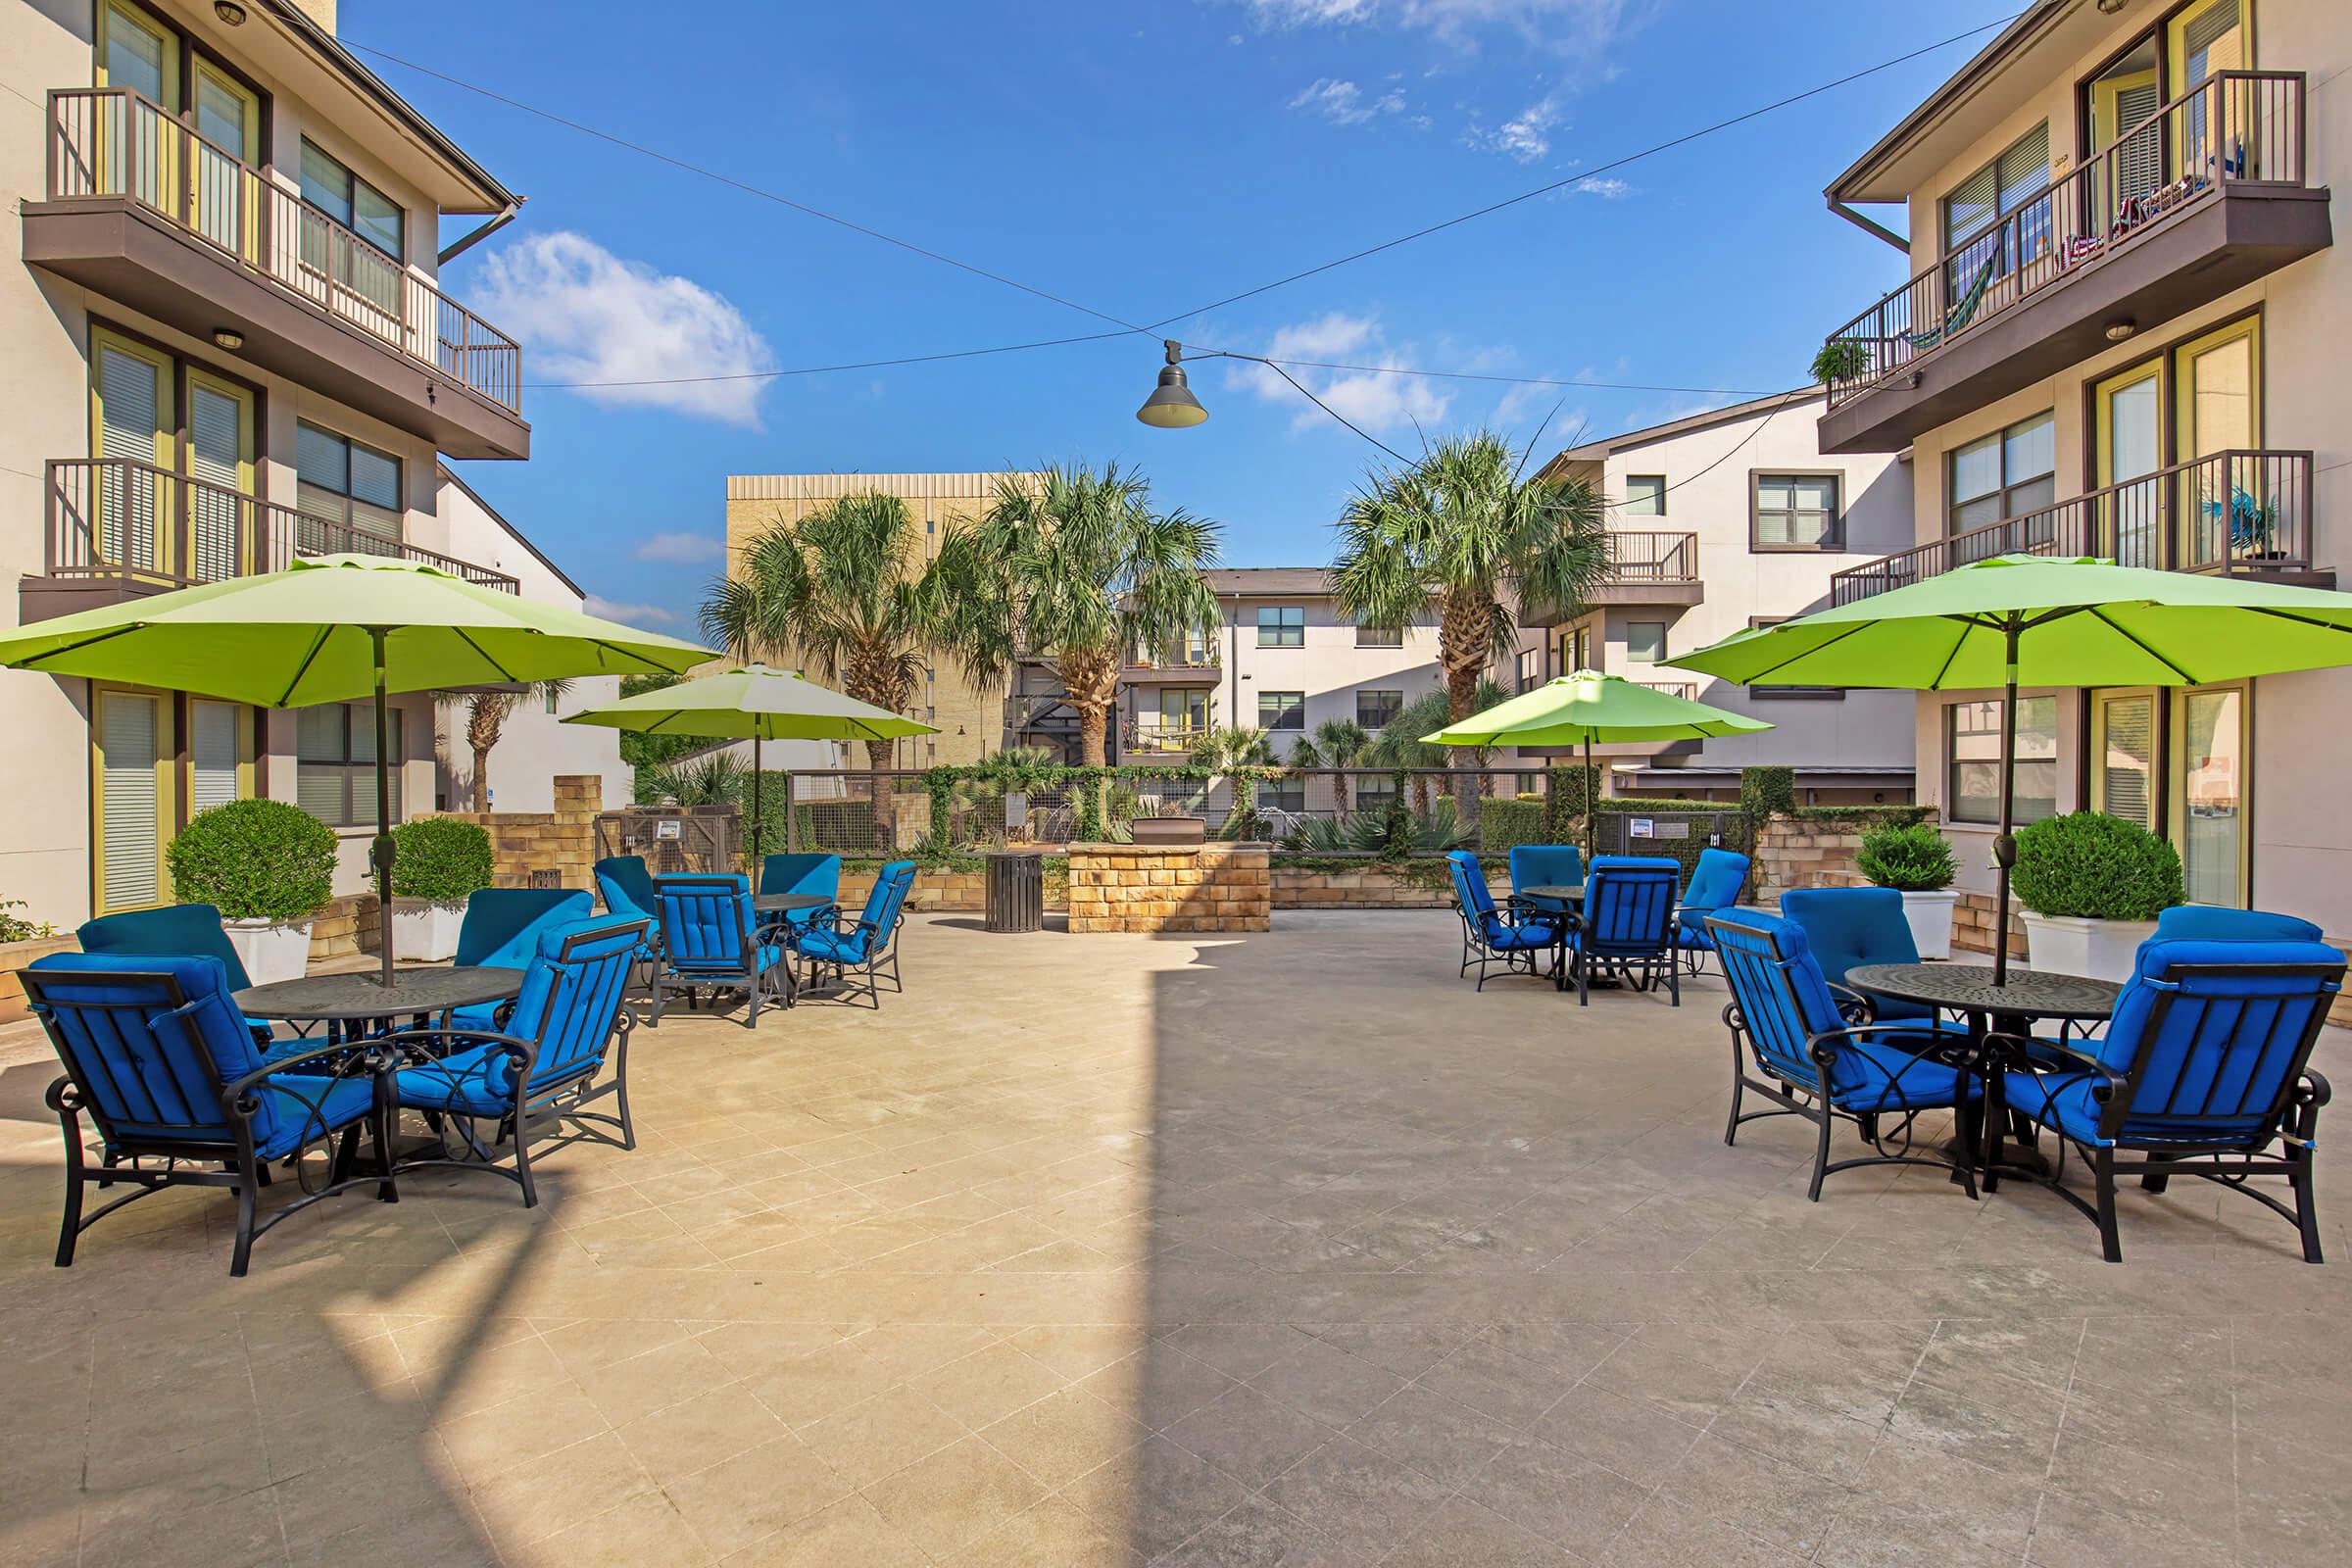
[2171,314,2263,457]
[2168,678,2253,909]
[90,684,177,914]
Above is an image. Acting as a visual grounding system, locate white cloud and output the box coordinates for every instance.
[1288,76,1409,126]
[473,231,775,427]
[1575,175,1630,197]
[1465,92,1564,162]
[635,530,725,564]
[1224,312,1452,437]
[1246,0,1376,23]
[582,594,681,626]
[1241,0,1631,54]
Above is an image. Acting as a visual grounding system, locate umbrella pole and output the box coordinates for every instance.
[369,627,396,990]
[1992,617,2021,987]
[1583,735,1594,860]
[751,734,762,878]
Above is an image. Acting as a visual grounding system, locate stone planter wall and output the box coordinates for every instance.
[1,935,81,1024]
[1949,891,2029,960]
[1749,819,1875,902]
[840,867,992,913]
[1272,866,1500,909]
[308,893,382,960]
[432,774,604,893]
[1067,843,1270,933]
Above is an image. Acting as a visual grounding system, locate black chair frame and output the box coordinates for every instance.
[1984,956,2341,1263]
[1563,868,1683,1006]
[1451,893,1559,991]
[25,969,398,1278]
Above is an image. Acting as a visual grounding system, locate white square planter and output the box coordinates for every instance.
[388,899,465,962]
[2020,911,2157,984]
[1896,889,1960,960]
[222,917,316,986]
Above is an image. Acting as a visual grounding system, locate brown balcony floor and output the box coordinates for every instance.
[1,912,2344,1564]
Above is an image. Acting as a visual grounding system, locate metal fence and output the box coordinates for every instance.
[594,807,742,875]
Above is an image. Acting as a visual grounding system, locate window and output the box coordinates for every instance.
[1747,616,1842,700]
[1356,689,1402,729]
[296,421,403,546]
[299,138,404,316]
[297,702,403,827]
[1257,691,1305,732]
[1354,772,1397,812]
[2092,691,2156,832]
[1944,697,2057,826]
[1622,475,1666,516]
[1941,122,2052,295]
[1256,780,1305,814]
[2176,682,2248,906]
[1948,412,2055,540]
[1256,606,1304,648]
[1625,622,1667,663]
[1752,473,1842,550]
[1353,622,1403,648]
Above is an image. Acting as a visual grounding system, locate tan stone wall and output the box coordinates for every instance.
[1272,867,1498,909]
[430,775,604,893]
[309,892,381,960]
[1949,891,2030,961]
[1067,843,1270,934]
[724,473,1041,768]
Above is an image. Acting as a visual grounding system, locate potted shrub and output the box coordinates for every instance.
[1810,339,1871,386]
[2010,810,2184,982]
[1856,819,1960,960]
[387,816,495,960]
[165,799,337,985]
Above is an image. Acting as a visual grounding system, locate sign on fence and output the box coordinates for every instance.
[1630,817,1653,839]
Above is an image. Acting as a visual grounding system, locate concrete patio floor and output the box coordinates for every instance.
[1,909,2347,1566]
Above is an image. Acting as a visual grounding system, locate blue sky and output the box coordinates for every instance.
[364,0,2012,630]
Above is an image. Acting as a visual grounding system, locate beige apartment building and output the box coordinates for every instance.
[1528,389,1920,806]
[1813,0,2344,929]
[723,470,1042,769]
[1,0,613,926]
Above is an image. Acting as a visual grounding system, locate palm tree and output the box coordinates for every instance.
[1190,724,1274,837]
[1373,682,1506,810]
[700,491,946,841]
[933,464,1222,772]
[443,679,570,810]
[1331,430,1608,759]
[1286,716,1372,815]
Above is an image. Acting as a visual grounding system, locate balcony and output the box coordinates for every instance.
[23,89,529,461]
[1589,529,1702,608]
[1121,718,1210,760]
[1119,653,1221,685]
[1829,449,2323,607]
[1817,73,2328,455]
[21,457,519,623]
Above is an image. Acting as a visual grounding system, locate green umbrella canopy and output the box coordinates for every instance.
[561,664,939,741]
[0,553,713,703]
[1666,555,2352,689]
[1422,669,1773,747]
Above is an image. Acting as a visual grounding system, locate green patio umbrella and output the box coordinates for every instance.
[1668,554,2352,982]
[560,663,938,862]
[1422,669,1772,856]
[0,554,713,987]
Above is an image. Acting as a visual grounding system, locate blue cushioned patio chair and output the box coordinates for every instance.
[1674,848,1751,975]
[760,853,843,939]
[790,860,916,1008]
[379,917,648,1206]
[75,903,283,1047]
[1446,851,1562,991]
[23,953,395,1276]
[1564,857,1682,1005]
[1781,887,1944,1026]
[451,888,594,1031]
[1988,936,2344,1262]
[593,856,658,923]
[1707,911,1984,1201]
[2154,905,2323,943]
[652,874,791,1025]
[1508,844,1585,921]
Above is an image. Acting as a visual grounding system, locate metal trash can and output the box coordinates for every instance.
[984,849,1046,933]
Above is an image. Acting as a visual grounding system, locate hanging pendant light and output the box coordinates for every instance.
[1136,340,1208,428]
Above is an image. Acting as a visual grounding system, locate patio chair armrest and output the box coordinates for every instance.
[1807,1022,1981,1072]
[369,1026,539,1071]
[220,1037,403,1102]
[2298,1066,2332,1108]
[1824,981,1877,1025]
[1984,1030,2115,1082]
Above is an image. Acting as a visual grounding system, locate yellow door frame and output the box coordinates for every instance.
[2169,679,2252,908]
[94,0,178,210]
[89,326,176,576]
[183,367,255,576]
[189,59,263,263]
[90,684,176,914]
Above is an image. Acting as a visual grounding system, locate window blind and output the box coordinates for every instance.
[2100,695,2155,831]
[101,694,162,909]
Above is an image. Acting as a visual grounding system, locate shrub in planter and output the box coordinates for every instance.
[1858,819,1960,960]
[1810,339,1871,384]
[387,816,494,961]
[166,800,336,984]
[2011,810,2184,981]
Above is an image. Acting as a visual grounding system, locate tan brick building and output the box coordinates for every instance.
[723,471,1041,768]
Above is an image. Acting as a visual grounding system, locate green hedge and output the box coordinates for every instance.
[389,817,494,903]
[165,799,335,922]
[1855,819,1956,892]
[1741,766,1796,819]
[1479,798,1548,857]
[2012,810,2183,920]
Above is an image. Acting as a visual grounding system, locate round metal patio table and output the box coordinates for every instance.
[1521,885,1591,991]
[1845,963,2121,1177]
[753,894,835,916]
[235,965,527,1037]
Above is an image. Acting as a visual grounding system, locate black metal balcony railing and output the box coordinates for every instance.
[1821,72,2309,410]
[1637,680,1699,702]
[46,458,521,593]
[1830,449,2313,607]
[1603,529,1700,583]
[46,87,522,414]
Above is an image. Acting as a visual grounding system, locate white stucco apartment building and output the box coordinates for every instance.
[0,0,616,925]
[1528,388,1920,806]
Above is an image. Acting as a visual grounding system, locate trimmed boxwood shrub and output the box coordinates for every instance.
[2011,810,2183,921]
[166,799,336,923]
[389,817,495,904]
[1856,820,1957,892]
[1479,797,1547,857]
